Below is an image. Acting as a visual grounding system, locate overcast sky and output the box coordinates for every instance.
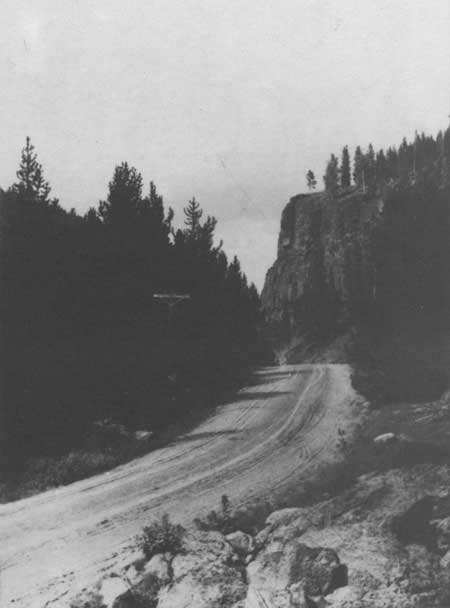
[2,1,450,288]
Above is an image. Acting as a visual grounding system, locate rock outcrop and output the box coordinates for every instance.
[71,464,450,608]
[261,185,450,375]
[261,190,381,359]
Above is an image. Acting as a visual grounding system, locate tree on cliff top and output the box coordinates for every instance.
[324,154,339,194]
[340,146,351,188]
[306,170,317,191]
[353,146,365,191]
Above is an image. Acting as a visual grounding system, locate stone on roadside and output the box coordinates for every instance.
[226,530,255,556]
[100,576,130,608]
[265,507,306,528]
[373,432,396,445]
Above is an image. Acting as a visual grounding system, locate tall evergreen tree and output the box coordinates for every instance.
[98,162,143,226]
[340,146,351,188]
[353,146,365,191]
[323,154,339,194]
[12,137,52,205]
[140,181,173,250]
[375,149,387,183]
[385,147,398,181]
[183,197,203,239]
[365,144,376,191]
[398,137,410,184]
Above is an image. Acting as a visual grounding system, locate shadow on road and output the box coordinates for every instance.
[246,371,295,386]
[179,429,245,442]
[233,390,292,402]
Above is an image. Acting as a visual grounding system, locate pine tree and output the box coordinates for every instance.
[375,150,387,183]
[98,162,143,226]
[13,136,52,204]
[323,154,339,194]
[398,137,410,184]
[366,144,376,192]
[340,146,351,188]
[353,146,365,191]
[140,181,173,249]
[306,170,317,191]
[183,197,203,238]
[385,147,398,181]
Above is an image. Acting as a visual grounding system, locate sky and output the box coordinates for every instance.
[2,1,450,289]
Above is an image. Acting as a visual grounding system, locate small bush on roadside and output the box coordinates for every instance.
[138,514,185,559]
[193,494,271,536]
[194,494,235,535]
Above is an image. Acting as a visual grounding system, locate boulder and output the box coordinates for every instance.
[433,516,450,554]
[141,553,170,584]
[245,539,347,608]
[254,527,271,550]
[373,432,397,445]
[158,571,246,608]
[226,531,255,556]
[70,586,104,608]
[70,574,137,608]
[98,576,130,608]
[405,544,439,594]
[158,530,246,608]
[134,430,153,442]
[265,508,306,528]
[111,590,141,608]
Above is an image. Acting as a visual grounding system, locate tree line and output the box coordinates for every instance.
[306,127,450,194]
[1,139,267,472]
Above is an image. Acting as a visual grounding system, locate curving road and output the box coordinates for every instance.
[0,364,360,607]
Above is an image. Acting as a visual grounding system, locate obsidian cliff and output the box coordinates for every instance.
[261,183,450,399]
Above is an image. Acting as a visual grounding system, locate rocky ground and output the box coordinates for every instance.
[71,462,450,608]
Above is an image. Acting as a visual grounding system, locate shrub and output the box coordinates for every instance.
[138,514,185,559]
[194,494,272,536]
[194,494,235,535]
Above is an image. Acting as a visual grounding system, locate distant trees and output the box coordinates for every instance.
[340,146,351,188]
[304,125,450,197]
[365,144,376,192]
[306,170,317,191]
[323,154,339,194]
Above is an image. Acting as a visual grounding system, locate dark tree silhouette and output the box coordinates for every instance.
[340,146,351,188]
[98,162,143,226]
[353,146,365,191]
[323,154,339,194]
[306,170,317,191]
[13,137,52,205]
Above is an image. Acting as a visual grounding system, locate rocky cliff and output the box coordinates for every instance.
[261,184,450,396]
[261,190,381,349]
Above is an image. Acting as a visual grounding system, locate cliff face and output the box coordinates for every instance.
[261,184,450,378]
[261,190,381,347]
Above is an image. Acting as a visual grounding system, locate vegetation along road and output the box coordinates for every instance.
[0,364,362,607]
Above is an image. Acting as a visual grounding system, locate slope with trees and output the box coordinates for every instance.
[0,139,267,493]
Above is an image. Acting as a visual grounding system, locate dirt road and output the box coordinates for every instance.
[0,364,361,607]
